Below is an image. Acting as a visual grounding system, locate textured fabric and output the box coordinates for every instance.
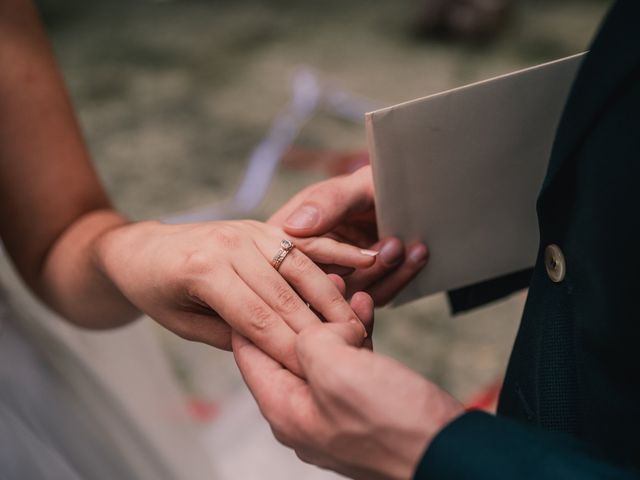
[499,0,640,461]
[419,0,640,477]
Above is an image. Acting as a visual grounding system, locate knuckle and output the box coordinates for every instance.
[327,292,348,311]
[183,251,213,276]
[274,282,301,314]
[211,225,242,249]
[247,303,276,333]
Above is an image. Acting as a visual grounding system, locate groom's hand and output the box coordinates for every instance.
[269,166,428,306]
[233,292,464,480]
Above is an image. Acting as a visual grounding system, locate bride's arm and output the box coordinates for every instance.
[0,0,138,327]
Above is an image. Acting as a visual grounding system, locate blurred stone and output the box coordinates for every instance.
[414,0,514,42]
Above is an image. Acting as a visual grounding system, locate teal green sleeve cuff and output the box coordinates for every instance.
[413,411,542,480]
[413,411,639,480]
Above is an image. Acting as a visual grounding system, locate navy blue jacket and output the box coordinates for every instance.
[416,1,640,477]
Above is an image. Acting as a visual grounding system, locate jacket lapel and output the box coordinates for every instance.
[540,0,640,193]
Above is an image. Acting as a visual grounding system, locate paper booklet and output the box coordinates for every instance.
[366,52,585,305]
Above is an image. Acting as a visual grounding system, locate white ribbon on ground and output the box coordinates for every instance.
[166,67,381,223]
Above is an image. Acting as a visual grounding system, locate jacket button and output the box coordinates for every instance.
[544,244,566,283]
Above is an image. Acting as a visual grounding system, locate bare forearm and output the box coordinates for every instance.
[37,209,141,328]
[0,0,139,327]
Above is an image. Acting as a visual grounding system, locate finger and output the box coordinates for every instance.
[308,274,347,323]
[235,250,324,333]
[253,220,376,268]
[296,236,378,269]
[275,248,363,329]
[350,292,374,350]
[242,223,362,330]
[297,322,367,369]
[232,332,307,424]
[233,331,314,446]
[196,272,302,375]
[281,166,374,237]
[296,323,370,394]
[343,237,405,294]
[365,243,429,306]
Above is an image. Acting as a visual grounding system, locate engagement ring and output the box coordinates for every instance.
[271,239,295,271]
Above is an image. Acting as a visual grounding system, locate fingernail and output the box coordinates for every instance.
[379,240,403,266]
[408,244,428,264]
[360,249,379,257]
[284,205,320,230]
[349,319,368,338]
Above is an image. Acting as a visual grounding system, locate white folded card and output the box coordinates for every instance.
[366,53,585,305]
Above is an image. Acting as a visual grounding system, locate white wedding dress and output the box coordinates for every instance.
[0,255,215,480]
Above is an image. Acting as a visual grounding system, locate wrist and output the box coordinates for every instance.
[38,209,141,327]
[91,219,159,279]
[91,215,134,277]
[404,384,465,479]
[89,219,168,326]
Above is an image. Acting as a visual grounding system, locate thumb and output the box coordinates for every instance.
[282,166,374,237]
[296,322,365,369]
[296,322,372,394]
[296,321,365,361]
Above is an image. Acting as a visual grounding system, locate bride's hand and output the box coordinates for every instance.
[93,220,375,375]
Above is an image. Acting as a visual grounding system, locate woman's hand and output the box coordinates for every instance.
[94,219,375,376]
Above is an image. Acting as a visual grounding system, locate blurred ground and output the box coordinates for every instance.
[20,0,610,477]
